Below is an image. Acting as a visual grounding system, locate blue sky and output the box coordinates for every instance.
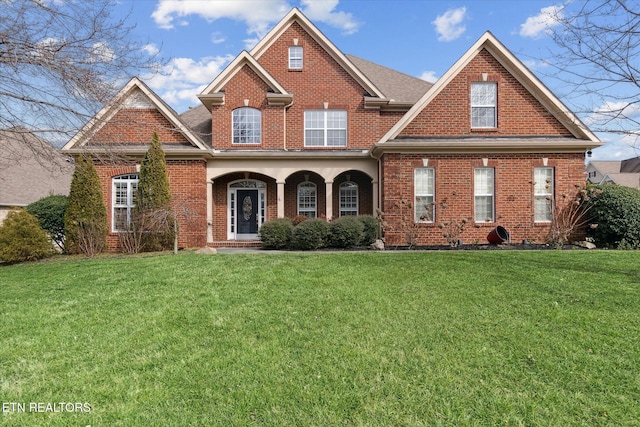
[115,0,638,161]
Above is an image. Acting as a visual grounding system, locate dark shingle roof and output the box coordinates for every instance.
[346,54,433,103]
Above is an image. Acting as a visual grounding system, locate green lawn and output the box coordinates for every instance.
[1,251,639,426]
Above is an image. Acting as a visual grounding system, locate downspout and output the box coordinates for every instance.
[283,99,294,151]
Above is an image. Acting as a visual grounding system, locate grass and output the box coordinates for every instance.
[1,250,639,426]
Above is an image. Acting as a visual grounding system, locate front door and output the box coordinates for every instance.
[236,189,258,236]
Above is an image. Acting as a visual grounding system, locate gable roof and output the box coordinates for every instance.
[378,31,600,145]
[249,7,385,100]
[587,160,621,176]
[62,77,209,152]
[199,51,293,110]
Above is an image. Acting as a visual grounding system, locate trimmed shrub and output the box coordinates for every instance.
[259,218,293,249]
[0,209,53,264]
[135,132,175,252]
[330,216,364,248]
[292,218,330,250]
[358,215,378,245]
[64,155,107,256]
[27,195,68,251]
[586,184,640,248]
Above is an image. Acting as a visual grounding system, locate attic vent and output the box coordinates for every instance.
[123,89,154,108]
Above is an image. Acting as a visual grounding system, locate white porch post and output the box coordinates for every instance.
[207,180,213,243]
[325,180,333,220]
[277,181,285,218]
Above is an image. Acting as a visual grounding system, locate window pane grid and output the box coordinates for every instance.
[339,181,358,216]
[304,110,347,147]
[112,174,139,232]
[289,46,303,69]
[534,167,554,222]
[232,108,261,144]
[471,82,497,128]
[298,182,317,217]
[474,168,494,222]
[414,168,435,222]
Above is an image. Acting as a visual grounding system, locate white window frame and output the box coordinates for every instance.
[112,174,138,232]
[474,168,495,222]
[534,167,554,222]
[232,107,261,144]
[339,181,358,216]
[289,46,303,69]
[297,181,317,218]
[414,168,435,223]
[304,110,347,147]
[471,82,497,128]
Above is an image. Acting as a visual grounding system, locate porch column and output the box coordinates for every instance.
[371,179,379,216]
[207,180,213,243]
[325,180,333,220]
[277,181,285,218]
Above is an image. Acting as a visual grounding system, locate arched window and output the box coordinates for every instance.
[339,181,358,216]
[232,107,261,144]
[297,181,317,218]
[112,174,138,231]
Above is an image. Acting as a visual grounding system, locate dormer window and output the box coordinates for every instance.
[289,46,303,69]
[471,82,497,128]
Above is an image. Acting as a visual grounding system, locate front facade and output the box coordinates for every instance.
[62,8,600,250]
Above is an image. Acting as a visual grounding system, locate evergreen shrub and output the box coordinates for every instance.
[0,209,53,264]
[27,195,68,251]
[292,218,330,250]
[586,184,640,248]
[259,218,293,249]
[358,215,378,245]
[330,216,364,248]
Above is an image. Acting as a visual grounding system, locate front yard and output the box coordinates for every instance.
[1,251,639,426]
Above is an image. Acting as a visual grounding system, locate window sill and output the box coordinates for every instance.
[471,127,498,132]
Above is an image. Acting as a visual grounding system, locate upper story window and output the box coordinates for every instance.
[289,46,303,69]
[534,167,554,222]
[232,107,261,144]
[414,168,435,223]
[474,167,494,222]
[112,174,138,232]
[297,181,317,218]
[304,110,347,147]
[471,82,497,128]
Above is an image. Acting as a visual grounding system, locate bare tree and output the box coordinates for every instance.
[546,1,640,142]
[0,0,161,158]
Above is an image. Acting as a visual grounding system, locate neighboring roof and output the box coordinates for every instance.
[601,172,640,189]
[587,161,621,175]
[62,77,209,152]
[249,7,385,99]
[0,129,73,206]
[346,55,432,104]
[378,31,601,146]
[621,157,640,173]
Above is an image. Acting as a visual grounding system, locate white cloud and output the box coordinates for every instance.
[152,0,361,43]
[142,54,234,111]
[419,71,438,83]
[432,7,467,42]
[210,32,225,45]
[299,0,360,35]
[519,5,563,39]
[143,44,160,56]
[88,41,116,63]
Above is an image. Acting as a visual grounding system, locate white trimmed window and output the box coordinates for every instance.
[289,46,303,69]
[112,174,138,231]
[414,168,435,222]
[232,107,261,144]
[474,168,494,222]
[297,181,317,218]
[471,82,497,128]
[339,181,358,216]
[534,167,554,222]
[304,110,347,147]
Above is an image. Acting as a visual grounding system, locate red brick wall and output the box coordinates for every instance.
[92,108,191,144]
[380,152,585,246]
[95,159,207,252]
[399,49,572,137]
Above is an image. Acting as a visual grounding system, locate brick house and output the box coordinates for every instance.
[62,8,600,250]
